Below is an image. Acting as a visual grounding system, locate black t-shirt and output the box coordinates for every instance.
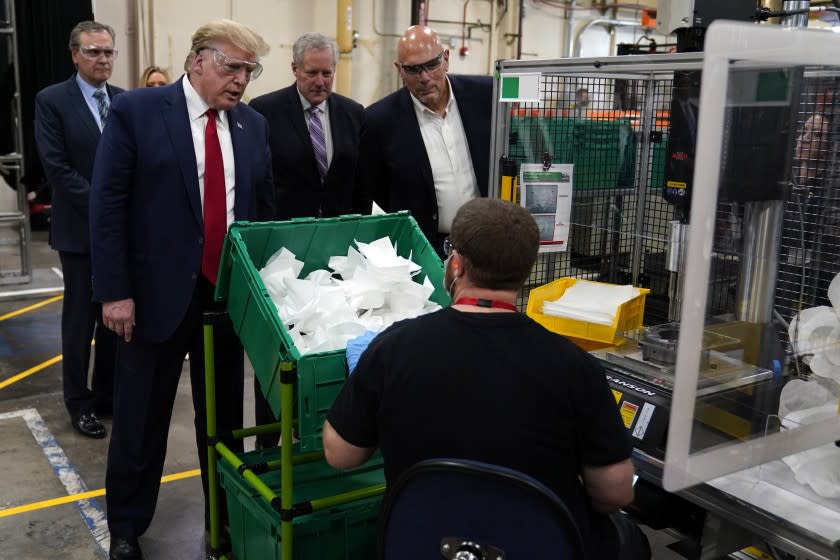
[327,307,633,558]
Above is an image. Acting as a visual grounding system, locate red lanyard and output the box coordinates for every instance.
[454,297,518,312]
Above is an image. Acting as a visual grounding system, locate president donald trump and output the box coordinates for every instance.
[90,19,274,559]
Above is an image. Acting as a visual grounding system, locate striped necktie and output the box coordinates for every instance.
[93,90,108,126]
[308,105,328,181]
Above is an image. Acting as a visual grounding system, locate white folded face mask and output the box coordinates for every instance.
[259,236,441,356]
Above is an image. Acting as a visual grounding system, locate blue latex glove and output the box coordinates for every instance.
[346,330,379,374]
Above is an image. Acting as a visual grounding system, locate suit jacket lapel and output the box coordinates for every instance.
[284,86,310,146]
[326,95,347,167]
[399,88,435,198]
[66,76,102,141]
[286,86,323,181]
[229,104,250,220]
[450,77,481,180]
[162,83,203,227]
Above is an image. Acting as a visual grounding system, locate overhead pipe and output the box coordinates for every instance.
[372,0,403,38]
[460,0,471,56]
[572,17,641,57]
[780,0,811,27]
[411,0,428,25]
[488,0,497,73]
[336,0,353,96]
[564,0,577,58]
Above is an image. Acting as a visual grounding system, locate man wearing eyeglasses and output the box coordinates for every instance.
[90,19,274,559]
[354,25,493,257]
[34,20,122,442]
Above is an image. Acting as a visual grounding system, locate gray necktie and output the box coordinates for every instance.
[93,90,108,126]
[308,106,328,181]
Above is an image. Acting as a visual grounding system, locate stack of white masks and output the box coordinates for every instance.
[778,271,840,499]
[258,237,440,355]
[541,280,639,326]
[788,272,840,383]
[778,379,840,499]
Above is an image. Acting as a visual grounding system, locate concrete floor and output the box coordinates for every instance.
[0,229,688,559]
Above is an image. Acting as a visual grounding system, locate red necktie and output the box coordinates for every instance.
[202,108,226,284]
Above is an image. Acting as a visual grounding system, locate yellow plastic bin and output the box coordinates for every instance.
[526,278,650,350]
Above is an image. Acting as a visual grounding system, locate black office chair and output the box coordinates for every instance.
[378,458,586,560]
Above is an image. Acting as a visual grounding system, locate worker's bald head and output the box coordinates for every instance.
[397,25,442,63]
[395,25,450,113]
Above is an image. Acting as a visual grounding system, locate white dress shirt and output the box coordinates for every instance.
[410,77,479,233]
[183,76,236,229]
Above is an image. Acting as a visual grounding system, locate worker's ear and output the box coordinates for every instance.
[451,252,463,277]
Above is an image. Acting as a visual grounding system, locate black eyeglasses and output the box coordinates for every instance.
[443,237,462,258]
[399,51,445,76]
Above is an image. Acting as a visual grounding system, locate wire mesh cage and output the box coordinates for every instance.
[491,54,702,326]
[490,54,840,371]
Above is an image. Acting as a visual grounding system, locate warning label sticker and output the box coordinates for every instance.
[632,402,656,439]
[612,389,622,404]
[620,401,638,428]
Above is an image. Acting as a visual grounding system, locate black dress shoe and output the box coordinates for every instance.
[71,413,107,439]
[110,536,143,559]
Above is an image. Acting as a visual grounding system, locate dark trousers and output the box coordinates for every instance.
[58,251,116,417]
[611,512,652,560]
[105,275,244,538]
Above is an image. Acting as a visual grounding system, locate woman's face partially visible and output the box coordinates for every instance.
[145,71,168,87]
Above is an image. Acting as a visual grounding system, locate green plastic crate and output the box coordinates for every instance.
[571,118,635,191]
[508,117,636,191]
[649,135,668,189]
[219,449,385,560]
[215,212,450,452]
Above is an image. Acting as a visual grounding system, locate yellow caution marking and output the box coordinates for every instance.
[612,389,623,404]
[0,355,63,390]
[620,401,639,428]
[742,546,774,560]
[0,294,63,322]
[0,469,201,519]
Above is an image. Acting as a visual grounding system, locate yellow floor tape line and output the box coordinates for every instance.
[0,354,63,390]
[1,341,96,390]
[0,294,63,322]
[0,468,201,519]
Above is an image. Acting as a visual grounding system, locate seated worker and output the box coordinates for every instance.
[139,65,169,87]
[323,198,650,560]
[573,86,590,118]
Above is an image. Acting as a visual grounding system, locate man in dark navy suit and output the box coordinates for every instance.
[35,20,121,440]
[90,19,274,560]
[249,32,364,448]
[250,31,364,220]
[354,25,493,256]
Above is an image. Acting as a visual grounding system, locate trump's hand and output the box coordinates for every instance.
[103,298,136,342]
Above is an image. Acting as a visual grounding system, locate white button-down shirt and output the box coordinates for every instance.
[182,75,236,229]
[410,77,479,233]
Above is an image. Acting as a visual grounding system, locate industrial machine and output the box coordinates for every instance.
[591,327,779,461]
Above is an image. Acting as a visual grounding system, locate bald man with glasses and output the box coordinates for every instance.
[353,25,493,258]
